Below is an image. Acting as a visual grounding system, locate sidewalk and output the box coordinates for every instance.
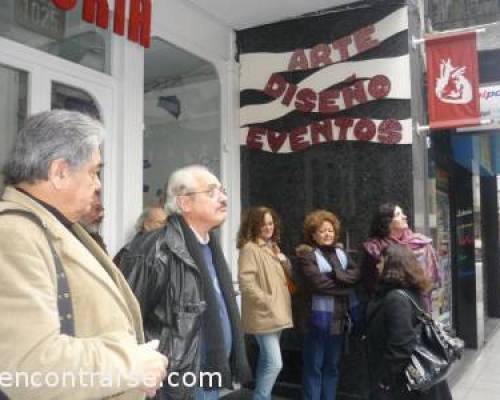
[450,318,500,400]
[222,320,500,400]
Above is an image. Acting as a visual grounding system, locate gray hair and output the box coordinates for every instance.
[3,110,104,185]
[165,165,212,215]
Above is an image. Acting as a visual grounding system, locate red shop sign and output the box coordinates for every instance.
[52,0,152,48]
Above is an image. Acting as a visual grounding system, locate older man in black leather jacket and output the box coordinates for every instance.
[118,165,250,400]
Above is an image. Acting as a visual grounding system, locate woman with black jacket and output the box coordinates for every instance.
[366,244,452,400]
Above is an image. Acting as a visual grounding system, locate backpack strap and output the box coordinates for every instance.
[0,209,75,336]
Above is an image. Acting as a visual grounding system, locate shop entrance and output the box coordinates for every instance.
[0,36,115,245]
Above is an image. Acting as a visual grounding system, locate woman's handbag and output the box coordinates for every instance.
[282,263,298,295]
[396,290,464,392]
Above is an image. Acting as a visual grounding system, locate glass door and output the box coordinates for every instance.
[0,63,28,194]
[0,38,115,250]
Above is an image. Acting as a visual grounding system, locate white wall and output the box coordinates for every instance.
[143,77,221,206]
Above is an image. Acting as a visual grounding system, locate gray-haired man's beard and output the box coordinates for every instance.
[81,223,101,234]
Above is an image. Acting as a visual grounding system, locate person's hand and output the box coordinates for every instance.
[277,252,288,263]
[272,244,288,263]
[133,340,168,397]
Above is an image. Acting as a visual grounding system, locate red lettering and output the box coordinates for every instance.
[128,0,152,48]
[290,126,310,152]
[282,83,298,106]
[319,89,340,113]
[354,119,376,141]
[353,24,379,53]
[113,0,126,35]
[332,36,352,61]
[264,74,287,99]
[288,49,309,71]
[310,44,333,68]
[52,0,77,10]
[378,119,403,144]
[295,88,317,113]
[267,131,288,153]
[334,117,354,140]
[342,81,368,109]
[368,75,391,99]
[246,127,266,150]
[311,120,333,144]
[82,0,109,29]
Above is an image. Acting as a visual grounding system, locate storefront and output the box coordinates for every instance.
[0,0,242,265]
[426,48,500,349]
[3,1,497,397]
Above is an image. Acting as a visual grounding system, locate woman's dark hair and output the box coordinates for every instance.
[381,244,432,293]
[369,202,398,238]
[237,206,281,249]
[302,209,341,247]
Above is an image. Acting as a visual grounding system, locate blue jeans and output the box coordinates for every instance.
[194,388,219,400]
[302,328,344,400]
[253,331,283,400]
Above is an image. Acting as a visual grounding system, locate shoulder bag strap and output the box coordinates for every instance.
[395,288,428,319]
[0,209,75,336]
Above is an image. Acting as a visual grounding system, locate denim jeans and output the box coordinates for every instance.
[302,327,344,400]
[194,388,219,400]
[253,331,283,400]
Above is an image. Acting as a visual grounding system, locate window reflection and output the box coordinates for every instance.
[143,38,220,207]
[0,0,110,73]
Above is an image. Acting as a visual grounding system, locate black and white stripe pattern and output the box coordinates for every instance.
[237,3,412,152]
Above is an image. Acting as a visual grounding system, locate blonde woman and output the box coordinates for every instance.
[237,206,293,400]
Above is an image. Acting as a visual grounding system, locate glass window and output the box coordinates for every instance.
[143,38,220,207]
[0,0,110,73]
[51,81,101,120]
[0,64,28,194]
[428,134,453,326]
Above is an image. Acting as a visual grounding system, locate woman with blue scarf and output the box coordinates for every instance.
[295,210,360,400]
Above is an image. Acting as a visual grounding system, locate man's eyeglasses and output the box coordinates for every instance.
[183,186,227,199]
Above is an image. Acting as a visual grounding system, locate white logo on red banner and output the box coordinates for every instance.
[435,59,473,104]
[425,31,480,129]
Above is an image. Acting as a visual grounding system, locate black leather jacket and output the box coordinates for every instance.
[118,215,206,400]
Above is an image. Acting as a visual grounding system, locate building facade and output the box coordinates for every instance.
[1,0,497,398]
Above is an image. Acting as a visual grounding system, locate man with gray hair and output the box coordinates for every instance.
[121,165,250,400]
[0,110,167,400]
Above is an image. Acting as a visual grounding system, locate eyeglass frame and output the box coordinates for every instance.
[182,185,227,198]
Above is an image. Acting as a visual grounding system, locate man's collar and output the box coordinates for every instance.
[187,223,210,245]
[15,187,73,230]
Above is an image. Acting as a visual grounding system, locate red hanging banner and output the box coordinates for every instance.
[425,31,480,130]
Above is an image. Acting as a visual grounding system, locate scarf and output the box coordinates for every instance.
[311,247,352,333]
[363,228,440,286]
[363,228,439,311]
[178,217,251,388]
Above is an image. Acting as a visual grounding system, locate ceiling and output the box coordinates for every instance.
[144,0,360,86]
[185,0,359,30]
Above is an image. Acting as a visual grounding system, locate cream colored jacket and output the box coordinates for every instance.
[238,240,293,334]
[0,187,145,400]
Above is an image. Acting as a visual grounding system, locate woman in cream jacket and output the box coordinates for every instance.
[237,206,293,400]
